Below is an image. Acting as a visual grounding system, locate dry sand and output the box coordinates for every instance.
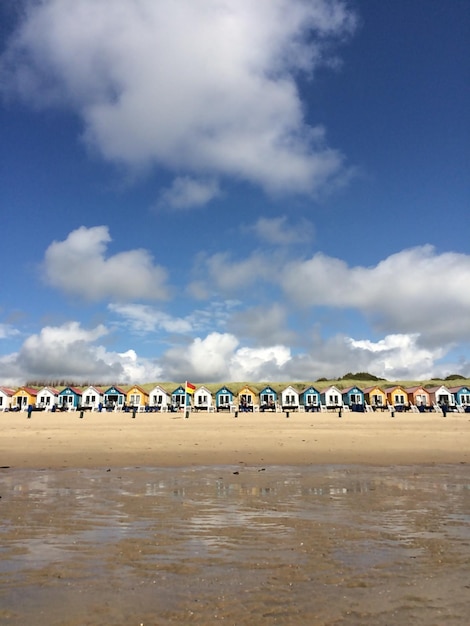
[1,408,469,468]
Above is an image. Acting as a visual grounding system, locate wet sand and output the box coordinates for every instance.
[1,408,469,468]
[1,410,469,625]
[0,464,469,625]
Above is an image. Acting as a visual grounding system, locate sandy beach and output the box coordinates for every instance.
[1,408,468,469]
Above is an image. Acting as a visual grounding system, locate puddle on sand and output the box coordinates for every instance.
[0,464,469,625]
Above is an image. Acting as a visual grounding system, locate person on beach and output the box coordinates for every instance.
[27,404,33,419]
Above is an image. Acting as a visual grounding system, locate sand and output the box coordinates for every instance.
[2,410,469,625]
[1,408,469,468]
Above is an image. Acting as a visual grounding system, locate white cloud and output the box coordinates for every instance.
[0,323,20,340]
[162,332,240,381]
[109,303,193,334]
[345,334,446,381]
[43,226,170,301]
[157,177,221,210]
[229,345,292,381]
[250,216,314,245]
[280,245,470,343]
[1,0,356,195]
[191,251,273,294]
[0,321,163,386]
[0,320,467,386]
[109,300,239,336]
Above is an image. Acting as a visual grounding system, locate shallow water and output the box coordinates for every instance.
[0,464,469,625]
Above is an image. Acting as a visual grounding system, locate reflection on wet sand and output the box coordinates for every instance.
[0,464,469,625]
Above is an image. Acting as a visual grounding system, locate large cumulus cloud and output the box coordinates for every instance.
[0,0,356,198]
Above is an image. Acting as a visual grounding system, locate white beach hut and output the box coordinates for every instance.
[81,386,105,410]
[280,385,300,410]
[36,386,60,410]
[193,385,214,411]
[148,385,171,411]
[0,387,15,411]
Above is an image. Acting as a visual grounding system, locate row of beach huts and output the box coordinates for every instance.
[1,383,470,414]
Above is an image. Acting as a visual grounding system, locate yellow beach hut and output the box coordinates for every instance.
[237,385,257,411]
[12,386,38,410]
[126,385,149,409]
[363,386,387,410]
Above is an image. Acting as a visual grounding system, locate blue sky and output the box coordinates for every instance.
[1,0,469,386]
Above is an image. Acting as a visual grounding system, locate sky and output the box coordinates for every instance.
[1,0,469,386]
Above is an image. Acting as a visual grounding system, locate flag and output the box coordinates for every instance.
[185,381,196,394]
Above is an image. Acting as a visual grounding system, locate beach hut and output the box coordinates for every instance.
[427,385,454,410]
[126,385,149,408]
[449,386,470,412]
[259,385,278,411]
[81,386,105,410]
[58,387,82,410]
[363,386,387,411]
[342,386,365,411]
[237,385,257,411]
[36,386,60,410]
[300,386,321,411]
[320,385,343,409]
[406,386,431,411]
[12,386,38,410]
[193,385,214,411]
[215,386,235,412]
[280,385,300,411]
[148,385,171,411]
[384,385,409,410]
[171,385,187,409]
[0,387,15,411]
[103,386,126,410]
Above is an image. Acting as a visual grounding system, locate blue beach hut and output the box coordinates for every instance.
[300,386,321,411]
[259,386,277,411]
[103,386,126,409]
[342,386,365,411]
[171,385,186,409]
[215,386,234,411]
[58,386,82,410]
[450,386,470,411]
